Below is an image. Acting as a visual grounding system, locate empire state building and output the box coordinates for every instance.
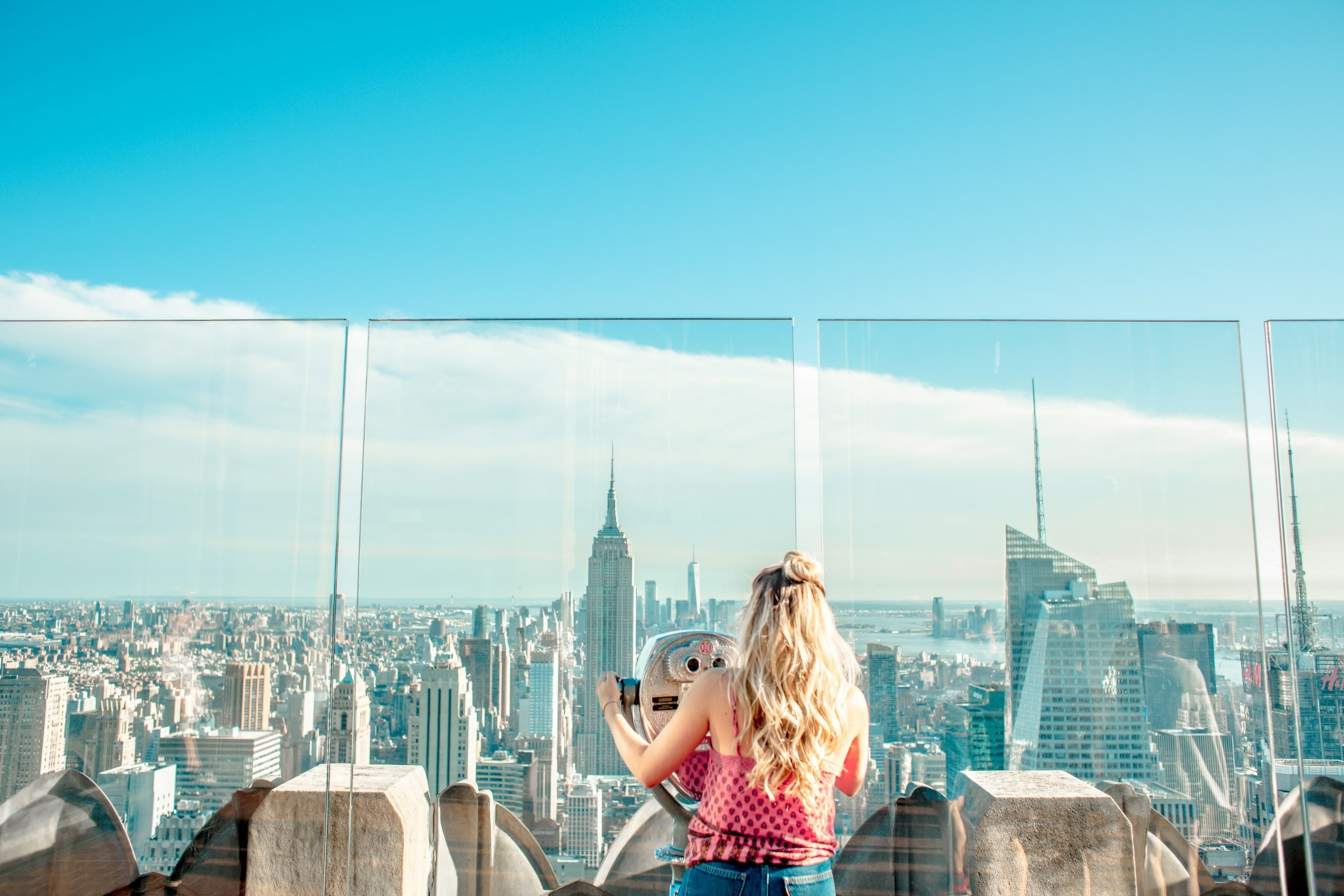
[581,455,636,776]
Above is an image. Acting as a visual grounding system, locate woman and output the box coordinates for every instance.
[597,550,870,896]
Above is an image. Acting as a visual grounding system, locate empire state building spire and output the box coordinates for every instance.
[602,446,621,534]
[1286,414,1317,653]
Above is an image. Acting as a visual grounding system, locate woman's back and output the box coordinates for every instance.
[684,668,856,866]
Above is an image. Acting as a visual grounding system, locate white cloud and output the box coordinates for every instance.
[2,272,1337,623]
[0,274,346,602]
[1,272,266,321]
[356,322,797,603]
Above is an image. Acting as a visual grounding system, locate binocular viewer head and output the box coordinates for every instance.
[619,629,739,799]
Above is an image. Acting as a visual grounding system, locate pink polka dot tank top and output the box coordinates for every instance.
[684,676,839,867]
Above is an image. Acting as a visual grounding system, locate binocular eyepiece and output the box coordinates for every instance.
[620,630,739,800]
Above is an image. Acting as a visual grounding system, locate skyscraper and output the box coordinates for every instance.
[68,697,136,776]
[222,662,271,731]
[1137,621,1218,730]
[1005,526,1153,781]
[328,670,371,764]
[520,648,558,738]
[943,683,1008,798]
[687,551,702,623]
[643,580,659,632]
[580,454,636,776]
[865,643,900,742]
[517,734,558,822]
[931,596,946,639]
[0,668,68,800]
[472,605,490,640]
[460,637,511,742]
[411,662,479,796]
[964,683,1007,773]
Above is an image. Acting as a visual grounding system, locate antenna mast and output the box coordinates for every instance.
[1032,379,1046,544]
[1287,414,1316,652]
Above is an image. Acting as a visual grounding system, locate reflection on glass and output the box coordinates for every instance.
[0,321,347,889]
[356,319,796,886]
[1264,320,1344,895]
[817,320,1267,889]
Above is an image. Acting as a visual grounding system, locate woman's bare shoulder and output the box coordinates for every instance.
[844,682,869,716]
[687,667,732,701]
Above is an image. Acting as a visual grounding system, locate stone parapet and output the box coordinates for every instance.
[961,770,1137,896]
[247,764,445,896]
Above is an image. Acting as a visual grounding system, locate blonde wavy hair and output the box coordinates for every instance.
[732,551,858,815]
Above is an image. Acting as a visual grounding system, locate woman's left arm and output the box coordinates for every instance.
[596,670,714,788]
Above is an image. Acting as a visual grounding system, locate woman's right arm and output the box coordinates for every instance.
[835,686,870,797]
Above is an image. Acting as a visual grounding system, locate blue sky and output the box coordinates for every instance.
[2,4,1342,605]
[3,2,1341,330]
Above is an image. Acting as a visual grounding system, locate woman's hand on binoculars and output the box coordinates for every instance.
[596,671,621,709]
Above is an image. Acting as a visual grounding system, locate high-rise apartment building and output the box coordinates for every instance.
[222,662,271,731]
[157,730,281,811]
[580,457,636,776]
[520,648,558,738]
[69,697,136,776]
[563,779,603,868]
[328,670,371,764]
[1005,526,1153,781]
[410,662,479,796]
[476,749,531,819]
[142,800,212,876]
[0,668,68,800]
[97,762,177,863]
[517,734,558,822]
[1153,726,1236,837]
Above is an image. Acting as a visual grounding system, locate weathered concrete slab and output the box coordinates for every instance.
[247,764,438,896]
[961,770,1136,896]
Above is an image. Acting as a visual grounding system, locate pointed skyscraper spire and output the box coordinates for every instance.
[1032,379,1047,544]
[1286,413,1317,653]
[602,445,621,533]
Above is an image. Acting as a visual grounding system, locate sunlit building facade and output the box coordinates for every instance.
[580,460,636,777]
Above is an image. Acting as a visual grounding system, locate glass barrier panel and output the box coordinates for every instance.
[0,320,348,893]
[817,320,1274,893]
[356,318,797,891]
[1266,319,1344,896]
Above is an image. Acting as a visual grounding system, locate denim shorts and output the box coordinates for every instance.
[680,857,835,896]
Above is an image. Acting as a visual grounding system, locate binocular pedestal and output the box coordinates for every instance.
[617,630,740,894]
[618,675,693,890]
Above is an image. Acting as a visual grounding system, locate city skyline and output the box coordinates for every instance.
[0,427,1331,884]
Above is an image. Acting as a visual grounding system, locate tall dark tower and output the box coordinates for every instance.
[581,450,636,775]
[1004,384,1152,781]
[1286,414,1317,653]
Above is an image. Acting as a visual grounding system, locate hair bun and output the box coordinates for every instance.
[781,551,823,587]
